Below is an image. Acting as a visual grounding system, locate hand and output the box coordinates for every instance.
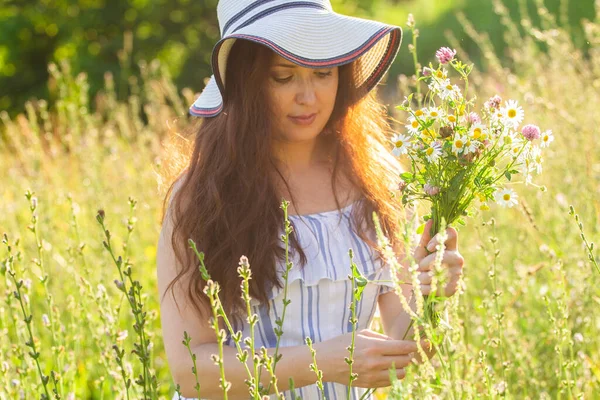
[316,329,432,388]
[412,219,464,298]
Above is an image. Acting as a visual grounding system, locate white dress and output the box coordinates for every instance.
[173,200,397,400]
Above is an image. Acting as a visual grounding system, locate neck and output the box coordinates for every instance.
[272,134,332,172]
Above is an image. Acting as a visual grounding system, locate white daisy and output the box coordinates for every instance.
[428,77,450,94]
[391,133,412,157]
[494,188,519,208]
[510,140,530,163]
[540,129,554,148]
[529,146,543,174]
[427,106,444,120]
[405,116,422,135]
[424,142,442,162]
[463,138,479,154]
[413,108,427,119]
[445,113,459,125]
[500,100,525,129]
[452,134,468,155]
[439,82,462,102]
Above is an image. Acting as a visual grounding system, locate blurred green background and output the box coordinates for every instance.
[0,0,596,119]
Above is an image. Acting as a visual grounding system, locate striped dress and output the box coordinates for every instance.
[173,199,397,400]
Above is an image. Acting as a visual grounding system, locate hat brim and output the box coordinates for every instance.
[190,8,402,117]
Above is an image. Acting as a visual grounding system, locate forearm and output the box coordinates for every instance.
[386,290,437,361]
[175,341,323,399]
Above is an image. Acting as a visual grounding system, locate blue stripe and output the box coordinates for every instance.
[258,303,279,347]
[306,216,338,280]
[300,280,308,344]
[253,305,268,346]
[222,0,278,35]
[307,285,316,341]
[230,3,329,35]
[323,382,330,400]
[316,285,322,341]
[344,214,372,275]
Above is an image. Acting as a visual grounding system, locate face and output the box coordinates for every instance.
[267,53,339,143]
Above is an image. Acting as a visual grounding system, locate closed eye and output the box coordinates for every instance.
[273,71,333,84]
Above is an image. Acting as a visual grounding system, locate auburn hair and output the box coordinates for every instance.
[160,39,406,327]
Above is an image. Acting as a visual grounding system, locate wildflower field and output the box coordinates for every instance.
[1,2,599,399]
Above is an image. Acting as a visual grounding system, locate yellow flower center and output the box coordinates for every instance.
[503,194,511,201]
[436,71,444,78]
[448,115,457,123]
[481,133,488,140]
[473,128,482,139]
[395,140,404,148]
[466,140,472,147]
[446,84,453,90]
[415,110,424,117]
[508,109,517,118]
[543,135,548,142]
[430,111,439,117]
[455,140,464,148]
[426,147,434,155]
[412,120,419,129]
[512,147,519,153]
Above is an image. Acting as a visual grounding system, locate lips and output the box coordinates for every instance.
[290,113,316,119]
[288,113,317,126]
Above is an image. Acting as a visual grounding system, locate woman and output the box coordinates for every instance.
[157,1,465,399]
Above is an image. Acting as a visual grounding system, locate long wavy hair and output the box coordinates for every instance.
[160,39,406,327]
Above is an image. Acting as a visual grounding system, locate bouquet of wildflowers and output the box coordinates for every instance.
[391,46,553,327]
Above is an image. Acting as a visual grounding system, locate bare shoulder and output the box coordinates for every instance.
[156,173,218,380]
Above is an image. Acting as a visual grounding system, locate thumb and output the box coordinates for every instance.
[413,219,434,262]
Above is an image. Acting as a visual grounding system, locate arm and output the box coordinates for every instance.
[175,342,324,399]
[377,288,437,363]
[157,189,332,399]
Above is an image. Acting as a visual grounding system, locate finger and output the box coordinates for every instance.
[427,227,459,252]
[413,219,434,261]
[418,271,432,285]
[418,250,463,271]
[380,355,412,370]
[377,339,419,356]
[360,329,392,340]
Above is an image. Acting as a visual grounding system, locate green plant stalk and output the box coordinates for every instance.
[346,249,359,399]
[182,331,202,399]
[208,283,230,400]
[409,23,423,109]
[188,241,266,398]
[2,235,52,400]
[305,337,326,398]
[265,200,295,395]
[569,205,599,275]
[25,191,65,398]
[240,266,261,399]
[97,210,157,399]
[489,222,509,396]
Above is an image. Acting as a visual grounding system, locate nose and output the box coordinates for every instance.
[295,78,316,105]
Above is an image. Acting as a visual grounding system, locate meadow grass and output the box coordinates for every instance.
[1,0,599,398]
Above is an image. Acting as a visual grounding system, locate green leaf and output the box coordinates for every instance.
[400,172,414,182]
[416,222,426,235]
[504,171,512,181]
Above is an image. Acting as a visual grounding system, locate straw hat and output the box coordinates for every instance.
[189,0,403,117]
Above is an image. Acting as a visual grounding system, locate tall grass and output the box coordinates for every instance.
[1,0,599,398]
